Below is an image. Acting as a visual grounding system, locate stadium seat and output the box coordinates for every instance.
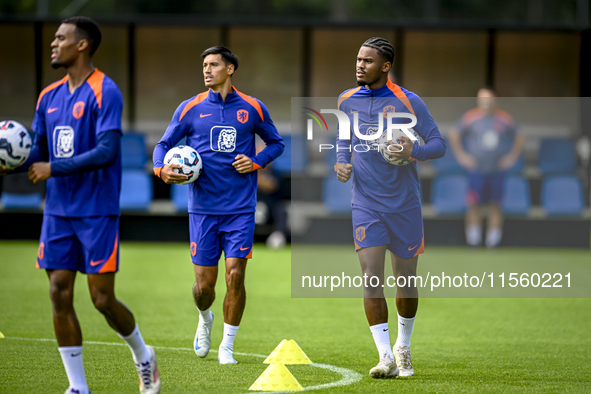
[121,133,147,170]
[506,155,525,174]
[431,139,465,174]
[272,135,307,174]
[171,183,189,212]
[538,138,577,175]
[324,144,337,170]
[502,175,531,216]
[431,174,468,214]
[119,169,153,211]
[541,175,584,216]
[322,175,352,214]
[1,192,43,210]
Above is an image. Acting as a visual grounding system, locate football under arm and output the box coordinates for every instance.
[4,133,50,174]
[50,130,121,177]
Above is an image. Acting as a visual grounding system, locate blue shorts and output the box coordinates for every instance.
[37,215,119,274]
[467,172,505,206]
[352,205,424,259]
[189,213,255,266]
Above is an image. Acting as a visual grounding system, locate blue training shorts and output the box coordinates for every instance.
[37,215,119,274]
[467,172,505,206]
[352,205,424,259]
[189,213,255,266]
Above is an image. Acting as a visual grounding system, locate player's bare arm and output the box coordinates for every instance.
[498,132,525,170]
[28,162,51,184]
[448,128,477,170]
[334,162,353,183]
[232,154,255,173]
[160,163,189,184]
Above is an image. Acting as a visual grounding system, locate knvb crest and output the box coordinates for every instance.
[383,105,396,118]
[53,126,75,158]
[211,126,237,152]
[237,109,249,124]
[355,226,366,242]
[73,101,85,119]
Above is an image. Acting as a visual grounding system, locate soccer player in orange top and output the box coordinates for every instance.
[1,17,160,394]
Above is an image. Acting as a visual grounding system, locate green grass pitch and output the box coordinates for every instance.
[0,241,590,393]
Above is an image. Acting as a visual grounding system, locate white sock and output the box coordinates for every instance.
[394,313,415,348]
[58,346,88,393]
[197,306,213,322]
[118,324,151,364]
[486,227,502,248]
[466,224,482,246]
[220,323,239,351]
[369,323,394,358]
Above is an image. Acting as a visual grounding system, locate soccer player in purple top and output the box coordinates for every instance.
[1,17,160,394]
[449,88,523,248]
[153,46,284,364]
[335,37,446,378]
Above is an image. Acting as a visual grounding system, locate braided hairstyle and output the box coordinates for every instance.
[361,37,395,64]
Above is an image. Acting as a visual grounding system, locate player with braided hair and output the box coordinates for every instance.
[335,37,446,378]
[360,37,395,67]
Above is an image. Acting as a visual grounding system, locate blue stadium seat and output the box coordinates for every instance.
[502,175,531,216]
[431,139,465,174]
[171,183,189,212]
[324,144,337,170]
[322,175,352,214]
[119,169,153,211]
[431,174,468,214]
[538,138,577,175]
[506,155,525,174]
[1,192,43,210]
[272,135,307,174]
[121,133,147,170]
[541,175,584,216]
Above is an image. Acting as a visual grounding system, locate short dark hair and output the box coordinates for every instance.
[61,16,102,56]
[361,37,395,65]
[201,46,239,72]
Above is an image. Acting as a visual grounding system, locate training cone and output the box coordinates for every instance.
[264,339,312,364]
[0,331,4,339]
[249,362,303,391]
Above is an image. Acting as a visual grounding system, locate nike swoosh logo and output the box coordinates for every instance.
[382,329,388,332]
[47,108,58,113]
[350,109,359,114]
[240,247,250,251]
[200,113,212,117]
[90,259,104,266]
[70,352,82,357]
[408,245,418,251]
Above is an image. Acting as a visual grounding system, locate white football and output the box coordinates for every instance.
[0,120,32,169]
[378,127,422,166]
[164,145,202,184]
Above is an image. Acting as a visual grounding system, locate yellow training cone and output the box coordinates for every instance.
[0,331,4,339]
[264,339,311,364]
[249,363,303,391]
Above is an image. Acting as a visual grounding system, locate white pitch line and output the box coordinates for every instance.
[4,336,362,393]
